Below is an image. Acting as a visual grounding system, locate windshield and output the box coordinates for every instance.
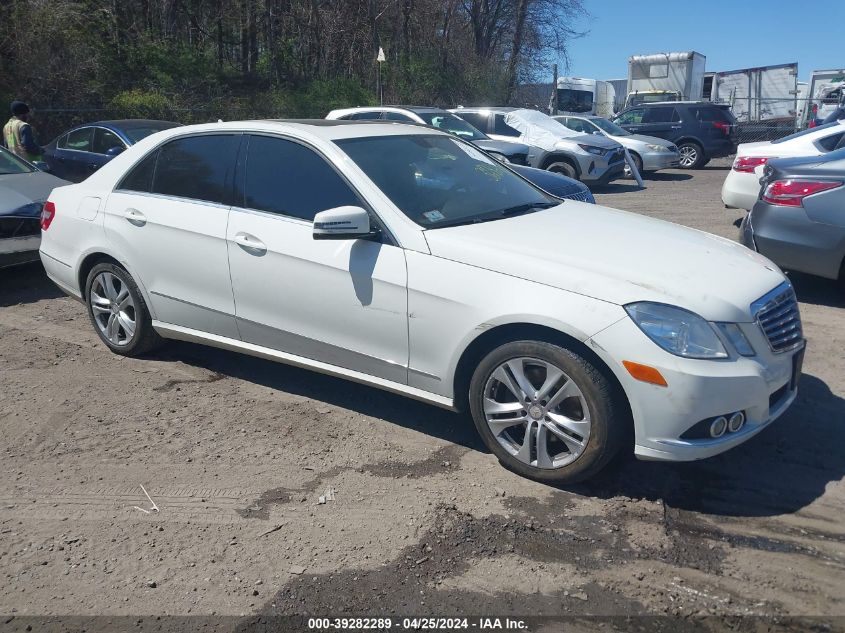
[772,121,841,144]
[557,89,593,113]
[590,117,631,136]
[0,147,34,175]
[415,112,487,141]
[123,122,180,144]
[335,134,554,228]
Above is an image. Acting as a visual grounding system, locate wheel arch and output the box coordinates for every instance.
[76,250,157,320]
[451,322,633,439]
[539,152,580,177]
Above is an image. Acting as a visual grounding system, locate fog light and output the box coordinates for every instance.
[710,416,728,438]
[728,411,745,432]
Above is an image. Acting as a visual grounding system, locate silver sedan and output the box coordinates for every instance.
[555,115,680,175]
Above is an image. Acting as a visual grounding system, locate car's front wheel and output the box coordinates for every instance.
[468,340,625,483]
[546,161,578,179]
[85,263,162,356]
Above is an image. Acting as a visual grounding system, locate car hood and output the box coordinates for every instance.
[473,138,531,158]
[614,134,677,149]
[0,171,68,216]
[423,203,785,323]
[560,133,621,150]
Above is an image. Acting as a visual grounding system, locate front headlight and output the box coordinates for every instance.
[577,144,606,156]
[625,302,728,359]
[646,144,669,152]
[715,323,755,356]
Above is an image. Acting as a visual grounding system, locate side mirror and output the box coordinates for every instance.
[313,206,379,241]
[106,146,125,157]
[33,161,51,172]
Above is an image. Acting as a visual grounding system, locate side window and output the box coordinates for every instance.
[562,118,589,134]
[242,135,361,222]
[350,111,382,120]
[455,112,489,132]
[643,106,677,124]
[615,109,645,125]
[152,134,239,205]
[65,127,93,152]
[117,150,159,193]
[818,131,845,152]
[492,115,520,137]
[93,128,125,155]
[57,134,68,149]
[383,112,413,121]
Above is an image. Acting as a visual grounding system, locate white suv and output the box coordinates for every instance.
[40,120,804,482]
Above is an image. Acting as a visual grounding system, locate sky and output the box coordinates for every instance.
[563,1,845,83]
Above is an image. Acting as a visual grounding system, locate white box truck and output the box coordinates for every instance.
[625,51,706,108]
[807,69,845,124]
[710,63,798,124]
[556,77,616,117]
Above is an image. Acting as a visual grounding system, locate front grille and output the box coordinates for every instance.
[752,282,803,353]
[562,188,595,204]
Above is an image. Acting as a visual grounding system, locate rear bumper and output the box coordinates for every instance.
[707,139,737,159]
[721,169,760,210]
[743,201,845,280]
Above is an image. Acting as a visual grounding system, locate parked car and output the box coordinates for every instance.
[326,106,593,202]
[0,146,68,268]
[43,119,181,182]
[612,101,737,169]
[450,107,626,184]
[326,106,530,164]
[553,114,680,175]
[41,120,803,483]
[740,147,845,284]
[722,120,845,211]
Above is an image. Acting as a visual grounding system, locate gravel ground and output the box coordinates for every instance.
[1,161,844,629]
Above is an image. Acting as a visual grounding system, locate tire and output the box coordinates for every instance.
[625,153,643,179]
[677,141,705,169]
[468,340,625,483]
[85,262,163,356]
[546,161,578,179]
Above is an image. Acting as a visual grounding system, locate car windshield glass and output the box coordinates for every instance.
[0,147,34,174]
[772,121,841,144]
[557,89,593,113]
[590,117,631,136]
[335,134,554,228]
[415,112,487,141]
[123,124,179,143]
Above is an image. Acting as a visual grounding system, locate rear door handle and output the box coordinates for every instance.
[123,208,146,226]
[233,232,267,254]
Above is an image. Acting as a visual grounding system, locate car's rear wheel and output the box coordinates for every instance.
[85,263,162,356]
[546,161,578,180]
[468,340,624,483]
[677,141,705,169]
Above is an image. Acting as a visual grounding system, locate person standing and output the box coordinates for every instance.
[3,101,43,162]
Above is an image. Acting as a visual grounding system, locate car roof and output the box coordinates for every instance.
[71,119,181,130]
[452,106,519,113]
[633,101,727,108]
[144,119,444,142]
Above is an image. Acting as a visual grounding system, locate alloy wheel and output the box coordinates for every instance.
[90,271,136,347]
[679,145,698,168]
[482,357,591,469]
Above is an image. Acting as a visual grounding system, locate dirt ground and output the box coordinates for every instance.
[1,160,844,630]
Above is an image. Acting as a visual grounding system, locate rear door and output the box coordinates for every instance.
[638,106,682,140]
[690,105,737,146]
[226,133,409,382]
[54,126,95,182]
[103,133,241,338]
[613,108,646,134]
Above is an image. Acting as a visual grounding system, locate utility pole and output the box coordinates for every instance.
[550,64,558,115]
[376,47,386,105]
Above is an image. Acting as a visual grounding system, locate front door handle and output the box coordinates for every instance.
[123,208,146,227]
[233,232,267,254]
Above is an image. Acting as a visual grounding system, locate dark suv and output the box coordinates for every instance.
[612,101,737,169]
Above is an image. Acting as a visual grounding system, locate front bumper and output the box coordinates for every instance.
[582,160,626,185]
[743,201,845,280]
[640,150,681,171]
[588,315,803,462]
[721,169,760,210]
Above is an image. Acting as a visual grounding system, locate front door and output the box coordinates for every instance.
[103,133,241,338]
[226,134,409,383]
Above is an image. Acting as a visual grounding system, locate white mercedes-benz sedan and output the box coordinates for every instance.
[39,120,805,483]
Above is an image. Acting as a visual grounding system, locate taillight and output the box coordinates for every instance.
[41,201,56,230]
[732,156,774,173]
[761,179,843,207]
[712,121,730,135]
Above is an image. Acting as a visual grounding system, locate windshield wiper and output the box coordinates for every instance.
[499,201,557,216]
